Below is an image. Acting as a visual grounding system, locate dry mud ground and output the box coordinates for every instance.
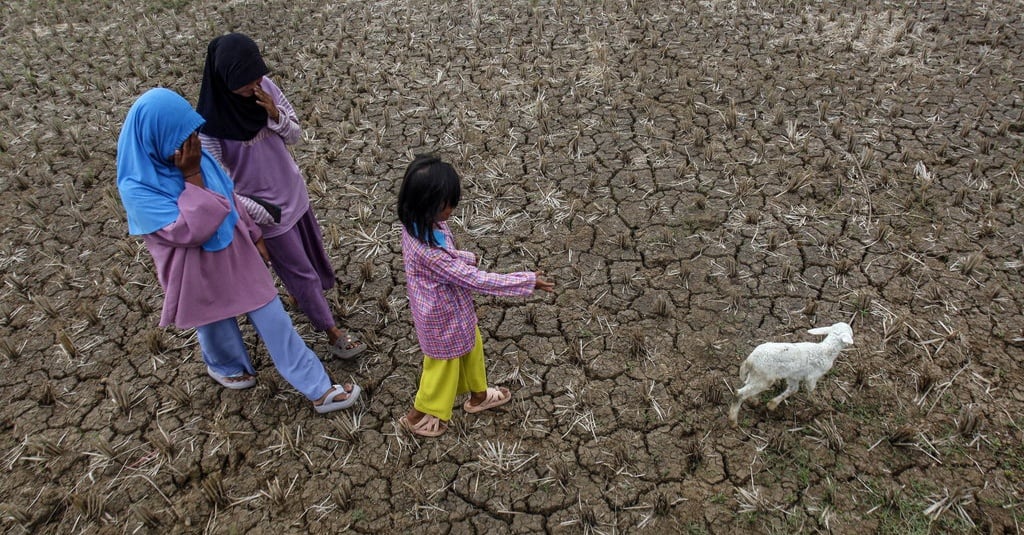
[1,0,1023,533]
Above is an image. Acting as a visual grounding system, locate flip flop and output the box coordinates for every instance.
[314,384,361,414]
[206,367,256,390]
[399,414,447,437]
[330,331,366,360]
[463,386,512,414]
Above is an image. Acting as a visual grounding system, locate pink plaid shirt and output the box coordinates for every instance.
[401,222,536,359]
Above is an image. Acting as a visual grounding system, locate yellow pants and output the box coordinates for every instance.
[414,328,487,421]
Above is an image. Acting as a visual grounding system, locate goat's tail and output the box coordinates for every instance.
[739,359,750,381]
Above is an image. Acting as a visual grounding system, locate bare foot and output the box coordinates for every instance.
[404,408,427,426]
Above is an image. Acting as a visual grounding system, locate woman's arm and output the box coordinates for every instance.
[234,194,264,243]
[198,133,277,225]
[198,134,227,171]
[147,184,233,247]
[259,78,302,145]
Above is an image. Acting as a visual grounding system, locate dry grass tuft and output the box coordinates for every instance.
[0,503,32,525]
[627,329,648,359]
[923,487,975,527]
[765,429,795,456]
[616,232,632,249]
[735,484,774,514]
[166,383,191,407]
[684,440,703,473]
[783,172,812,194]
[524,305,537,327]
[260,476,296,512]
[724,99,738,129]
[145,329,166,355]
[956,406,981,438]
[854,367,869,388]
[359,261,374,283]
[69,491,106,521]
[131,504,161,528]
[107,382,136,414]
[148,424,177,460]
[560,496,601,534]
[568,337,590,368]
[653,492,671,516]
[547,460,572,488]
[887,425,917,446]
[32,296,60,319]
[30,435,67,460]
[957,252,984,277]
[56,329,77,358]
[331,482,352,511]
[810,418,845,452]
[702,381,723,406]
[201,473,229,506]
[329,410,365,445]
[475,440,537,477]
[915,369,936,397]
[39,382,58,406]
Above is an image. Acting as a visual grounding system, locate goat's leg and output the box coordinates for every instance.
[737,381,766,406]
[728,398,743,426]
[730,380,769,425]
[767,379,800,410]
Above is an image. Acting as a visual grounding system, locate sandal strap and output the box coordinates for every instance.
[413,415,440,432]
[323,384,352,404]
[484,387,507,403]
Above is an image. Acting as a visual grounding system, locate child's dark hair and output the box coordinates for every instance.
[397,155,461,246]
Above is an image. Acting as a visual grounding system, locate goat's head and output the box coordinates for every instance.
[807,322,854,345]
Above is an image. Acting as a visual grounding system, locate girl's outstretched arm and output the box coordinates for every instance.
[424,249,536,297]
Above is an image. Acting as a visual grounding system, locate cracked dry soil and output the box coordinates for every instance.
[1,0,1023,533]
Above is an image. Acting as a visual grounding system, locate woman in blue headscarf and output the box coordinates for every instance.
[116,87,360,414]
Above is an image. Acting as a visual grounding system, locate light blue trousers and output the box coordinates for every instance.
[196,297,331,400]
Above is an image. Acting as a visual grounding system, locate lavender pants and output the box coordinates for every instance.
[264,209,336,331]
[197,297,332,400]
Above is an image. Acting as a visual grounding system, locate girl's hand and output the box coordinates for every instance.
[534,271,555,292]
[255,238,271,266]
[174,133,202,183]
[253,85,280,122]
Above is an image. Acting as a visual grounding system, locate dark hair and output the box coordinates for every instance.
[397,155,461,246]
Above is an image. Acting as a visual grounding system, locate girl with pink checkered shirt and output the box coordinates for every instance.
[397,155,555,438]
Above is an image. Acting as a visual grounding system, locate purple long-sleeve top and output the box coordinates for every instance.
[401,222,536,359]
[143,183,277,329]
[199,77,309,239]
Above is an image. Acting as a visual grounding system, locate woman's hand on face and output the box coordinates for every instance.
[174,133,203,184]
[534,271,555,293]
[253,85,280,122]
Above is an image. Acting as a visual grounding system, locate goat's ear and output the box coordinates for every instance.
[807,326,831,336]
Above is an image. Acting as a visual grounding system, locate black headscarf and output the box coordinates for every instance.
[196,33,270,141]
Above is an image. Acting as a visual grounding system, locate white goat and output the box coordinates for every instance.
[728,323,854,426]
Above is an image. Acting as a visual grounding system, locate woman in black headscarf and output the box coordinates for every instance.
[196,33,366,360]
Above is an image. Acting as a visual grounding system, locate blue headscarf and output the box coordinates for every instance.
[117,88,238,251]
